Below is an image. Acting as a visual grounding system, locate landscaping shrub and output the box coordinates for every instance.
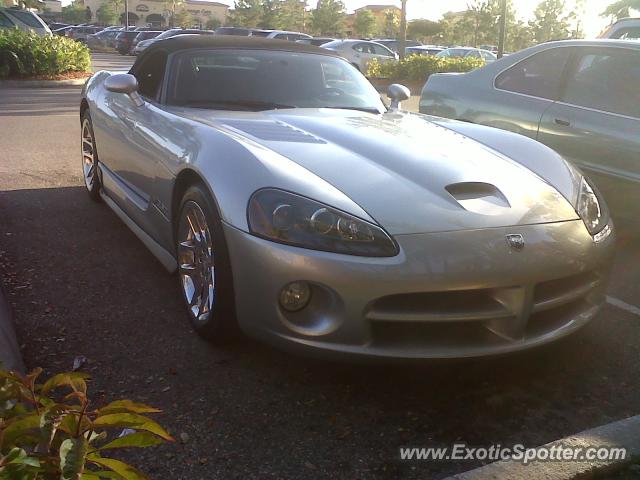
[367,54,485,81]
[0,29,91,79]
[0,368,173,479]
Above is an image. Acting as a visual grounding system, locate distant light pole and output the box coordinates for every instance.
[497,0,506,58]
[124,0,129,30]
[398,0,407,59]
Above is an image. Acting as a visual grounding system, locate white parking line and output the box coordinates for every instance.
[606,296,640,317]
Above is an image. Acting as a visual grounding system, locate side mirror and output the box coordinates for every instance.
[387,83,410,111]
[104,73,144,107]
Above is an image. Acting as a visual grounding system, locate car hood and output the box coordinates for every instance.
[173,108,579,235]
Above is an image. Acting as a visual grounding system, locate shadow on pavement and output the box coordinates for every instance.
[0,185,638,479]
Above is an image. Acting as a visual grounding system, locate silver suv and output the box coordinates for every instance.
[0,8,51,36]
[598,18,640,40]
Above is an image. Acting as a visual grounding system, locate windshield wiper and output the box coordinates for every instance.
[181,100,297,111]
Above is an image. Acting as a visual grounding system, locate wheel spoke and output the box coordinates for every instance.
[81,120,98,192]
[178,201,216,325]
[186,213,201,243]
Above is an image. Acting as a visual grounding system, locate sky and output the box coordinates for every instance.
[64,0,616,38]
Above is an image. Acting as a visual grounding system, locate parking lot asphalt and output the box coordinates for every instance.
[0,54,639,479]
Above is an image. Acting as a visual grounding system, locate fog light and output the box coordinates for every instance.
[279,281,311,312]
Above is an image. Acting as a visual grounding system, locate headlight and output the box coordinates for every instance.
[248,189,398,257]
[576,177,609,236]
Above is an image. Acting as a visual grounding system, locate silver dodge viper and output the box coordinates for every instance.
[80,35,615,360]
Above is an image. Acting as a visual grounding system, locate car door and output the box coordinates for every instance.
[97,49,175,242]
[537,45,640,215]
[351,43,376,71]
[371,43,396,63]
[478,46,573,139]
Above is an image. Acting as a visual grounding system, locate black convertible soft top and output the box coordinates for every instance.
[132,34,340,71]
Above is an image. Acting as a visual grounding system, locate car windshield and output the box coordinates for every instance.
[168,49,386,113]
[320,40,346,50]
[437,48,470,58]
[8,10,44,28]
[155,30,181,40]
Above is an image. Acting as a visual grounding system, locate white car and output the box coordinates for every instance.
[436,47,497,63]
[321,39,398,72]
[134,28,214,55]
[250,29,312,41]
[0,8,51,36]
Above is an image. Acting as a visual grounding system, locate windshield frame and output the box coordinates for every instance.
[161,47,387,113]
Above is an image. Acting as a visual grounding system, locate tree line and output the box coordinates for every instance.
[50,0,639,44]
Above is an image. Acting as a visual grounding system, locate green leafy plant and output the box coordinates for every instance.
[0,368,173,479]
[0,30,91,79]
[367,55,485,81]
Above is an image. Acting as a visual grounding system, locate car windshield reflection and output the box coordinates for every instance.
[167,49,387,113]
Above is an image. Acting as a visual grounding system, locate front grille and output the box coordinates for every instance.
[366,271,603,348]
[532,272,601,313]
[365,289,511,323]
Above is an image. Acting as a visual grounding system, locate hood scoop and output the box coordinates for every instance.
[222,119,326,144]
[446,182,511,216]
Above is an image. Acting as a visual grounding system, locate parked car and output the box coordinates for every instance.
[53,25,73,36]
[321,39,398,72]
[405,45,445,56]
[133,28,214,55]
[115,30,139,54]
[419,39,640,219]
[47,22,69,31]
[436,47,497,62]
[0,8,51,36]
[131,30,161,53]
[598,17,640,40]
[214,26,252,36]
[80,35,615,360]
[68,25,103,43]
[86,29,120,49]
[250,29,312,41]
[373,38,422,52]
[296,37,335,46]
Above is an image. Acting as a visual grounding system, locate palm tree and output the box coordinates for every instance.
[164,0,184,27]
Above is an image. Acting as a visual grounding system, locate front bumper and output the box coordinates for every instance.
[223,220,615,360]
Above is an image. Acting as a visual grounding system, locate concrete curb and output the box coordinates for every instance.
[445,415,640,480]
[0,78,88,88]
[0,278,25,373]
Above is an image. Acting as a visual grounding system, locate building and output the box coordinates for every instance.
[346,4,400,37]
[43,0,61,13]
[354,4,400,23]
[82,0,228,28]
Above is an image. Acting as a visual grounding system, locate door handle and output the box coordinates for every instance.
[554,118,571,127]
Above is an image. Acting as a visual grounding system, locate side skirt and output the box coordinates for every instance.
[99,190,178,273]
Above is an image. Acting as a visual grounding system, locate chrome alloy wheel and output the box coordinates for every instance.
[81,118,98,192]
[178,201,215,323]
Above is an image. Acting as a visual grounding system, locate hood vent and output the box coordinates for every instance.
[222,119,326,144]
[446,182,511,216]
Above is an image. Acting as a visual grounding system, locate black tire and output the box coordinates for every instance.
[176,184,238,342]
[80,112,102,202]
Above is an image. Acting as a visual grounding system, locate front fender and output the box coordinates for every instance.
[167,112,375,233]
